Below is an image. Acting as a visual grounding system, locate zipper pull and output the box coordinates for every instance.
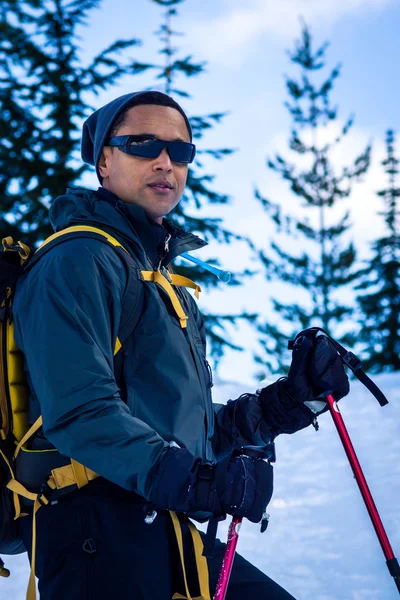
[164,233,171,253]
[157,233,172,270]
[144,509,158,525]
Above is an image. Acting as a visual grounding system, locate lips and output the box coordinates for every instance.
[148,180,173,190]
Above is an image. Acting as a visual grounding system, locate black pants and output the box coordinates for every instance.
[20,481,296,600]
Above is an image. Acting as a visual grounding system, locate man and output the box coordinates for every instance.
[13,90,349,599]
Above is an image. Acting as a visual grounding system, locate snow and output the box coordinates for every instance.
[2,372,399,599]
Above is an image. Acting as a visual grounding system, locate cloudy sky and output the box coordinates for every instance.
[73,0,400,381]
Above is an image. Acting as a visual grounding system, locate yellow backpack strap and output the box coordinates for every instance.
[36,225,129,254]
[38,227,202,330]
[8,475,53,600]
[13,416,43,460]
[70,459,90,489]
[6,474,49,600]
[114,337,122,355]
[140,270,202,328]
[170,511,211,600]
[141,271,189,328]
[2,238,32,263]
[47,463,98,490]
[169,274,202,300]
[6,459,99,600]
[37,226,129,352]
[3,225,130,599]
[0,448,27,521]
[12,224,126,488]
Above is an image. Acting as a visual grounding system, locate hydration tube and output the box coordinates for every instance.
[181,252,231,283]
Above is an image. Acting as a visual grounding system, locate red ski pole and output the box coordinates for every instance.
[213,515,242,600]
[325,393,400,594]
[213,445,273,599]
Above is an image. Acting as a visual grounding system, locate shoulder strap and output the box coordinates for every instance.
[34,226,201,337]
[34,224,129,259]
[37,225,128,251]
[32,226,143,350]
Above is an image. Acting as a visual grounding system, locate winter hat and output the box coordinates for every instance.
[81,91,192,183]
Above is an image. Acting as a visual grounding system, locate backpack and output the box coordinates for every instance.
[0,225,202,598]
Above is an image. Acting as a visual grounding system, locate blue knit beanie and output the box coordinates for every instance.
[81,91,192,183]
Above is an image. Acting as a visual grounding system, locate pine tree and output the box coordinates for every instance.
[149,0,257,363]
[0,0,150,244]
[1,0,256,364]
[355,130,400,372]
[254,22,371,376]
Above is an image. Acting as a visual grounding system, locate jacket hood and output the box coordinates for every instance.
[49,187,207,267]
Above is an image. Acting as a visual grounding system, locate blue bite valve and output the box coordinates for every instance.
[181,253,231,282]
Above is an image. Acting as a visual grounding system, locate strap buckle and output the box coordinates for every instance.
[197,462,215,481]
[37,482,51,507]
[342,351,362,372]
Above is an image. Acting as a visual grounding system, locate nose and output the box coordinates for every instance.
[152,147,172,171]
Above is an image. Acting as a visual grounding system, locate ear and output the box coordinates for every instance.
[98,147,112,179]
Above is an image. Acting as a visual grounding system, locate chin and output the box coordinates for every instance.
[148,204,175,222]
[144,209,166,223]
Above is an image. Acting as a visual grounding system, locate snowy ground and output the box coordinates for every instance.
[2,372,399,599]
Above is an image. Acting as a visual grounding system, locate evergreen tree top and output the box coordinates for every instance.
[377,129,400,237]
[254,22,370,376]
[1,0,150,242]
[355,129,400,373]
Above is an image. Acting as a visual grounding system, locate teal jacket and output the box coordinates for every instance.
[13,188,273,500]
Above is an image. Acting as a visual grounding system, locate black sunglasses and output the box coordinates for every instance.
[105,135,196,164]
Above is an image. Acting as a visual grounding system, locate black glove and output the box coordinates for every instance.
[259,332,350,436]
[149,445,273,523]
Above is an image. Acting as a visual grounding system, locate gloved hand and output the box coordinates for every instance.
[259,332,350,436]
[149,445,273,523]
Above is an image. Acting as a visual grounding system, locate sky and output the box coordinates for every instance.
[2,1,400,598]
[3,372,400,599]
[68,0,400,382]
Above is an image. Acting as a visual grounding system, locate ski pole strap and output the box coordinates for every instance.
[170,511,211,600]
[288,327,389,407]
[202,516,221,558]
[340,350,388,407]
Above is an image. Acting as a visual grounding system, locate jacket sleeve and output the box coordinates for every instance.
[13,238,169,499]
[188,298,274,459]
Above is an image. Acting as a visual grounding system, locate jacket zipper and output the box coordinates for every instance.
[174,286,213,459]
[157,233,172,271]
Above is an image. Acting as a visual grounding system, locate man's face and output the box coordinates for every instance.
[98,104,190,224]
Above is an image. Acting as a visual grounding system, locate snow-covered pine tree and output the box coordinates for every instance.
[355,129,400,372]
[0,0,150,244]
[254,22,370,376]
[149,0,257,363]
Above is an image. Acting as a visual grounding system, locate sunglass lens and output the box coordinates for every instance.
[124,137,195,163]
[168,142,195,163]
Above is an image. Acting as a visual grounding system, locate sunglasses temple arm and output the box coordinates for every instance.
[181,253,231,283]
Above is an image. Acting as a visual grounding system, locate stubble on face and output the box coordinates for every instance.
[98,104,190,223]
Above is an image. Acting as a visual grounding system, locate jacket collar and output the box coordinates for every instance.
[95,187,207,268]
